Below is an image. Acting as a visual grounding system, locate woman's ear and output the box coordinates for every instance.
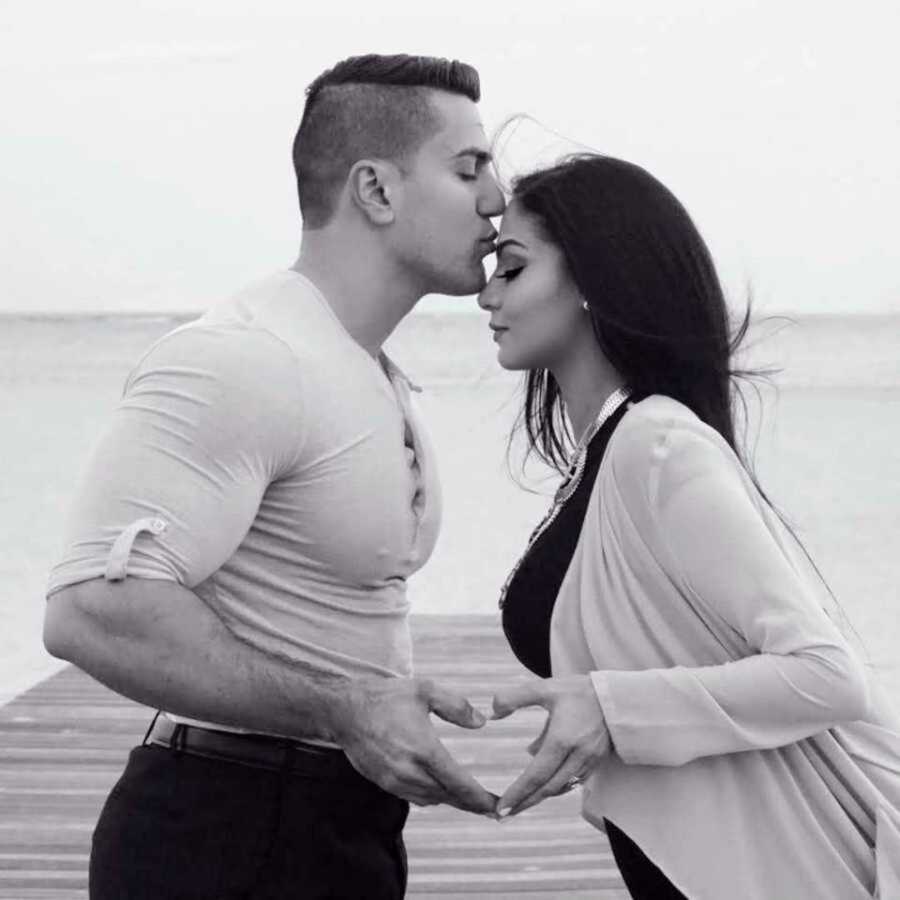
[347,159,397,226]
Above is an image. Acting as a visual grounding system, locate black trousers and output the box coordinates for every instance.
[605,819,687,899]
[89,745,409,900]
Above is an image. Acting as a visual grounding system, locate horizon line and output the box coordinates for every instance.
[0,308,897,322]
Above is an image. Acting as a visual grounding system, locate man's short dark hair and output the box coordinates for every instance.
[292,54,481,228]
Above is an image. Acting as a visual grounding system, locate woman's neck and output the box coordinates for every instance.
[551,343,626,442]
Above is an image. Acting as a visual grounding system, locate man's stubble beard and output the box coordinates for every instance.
[436,256,487,298]
[403,240,486,298]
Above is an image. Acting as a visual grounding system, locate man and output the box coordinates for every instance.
[43,54,505,899]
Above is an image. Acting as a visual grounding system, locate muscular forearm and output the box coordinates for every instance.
[43,576,497,813]
[43,577,347,741]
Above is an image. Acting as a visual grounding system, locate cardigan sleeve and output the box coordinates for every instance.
[591,417,870,767]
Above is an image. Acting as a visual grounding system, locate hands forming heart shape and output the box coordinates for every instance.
[333,673,611,820]
[489,675,612,818]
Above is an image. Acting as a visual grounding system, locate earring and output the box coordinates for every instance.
[582,300,590,311]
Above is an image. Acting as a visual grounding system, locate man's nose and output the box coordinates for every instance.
[478,172,506,218]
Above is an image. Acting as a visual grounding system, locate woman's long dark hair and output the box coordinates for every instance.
[511,153,755,474]
[508,153,850,626]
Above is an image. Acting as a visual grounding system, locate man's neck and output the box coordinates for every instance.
[292,230,420,358]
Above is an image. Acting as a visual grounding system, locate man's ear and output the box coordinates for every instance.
[348,159,397,226]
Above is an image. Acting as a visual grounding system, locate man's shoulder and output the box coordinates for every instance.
[121,317,307,457]
[131,271,324,381]
[201,269,337,357]
[123,325,307,420]
[131,318,299,385]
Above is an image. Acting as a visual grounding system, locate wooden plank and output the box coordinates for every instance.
[0,615,624,897]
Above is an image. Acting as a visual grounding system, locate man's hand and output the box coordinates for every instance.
[490,675,610,817]
[329,676,498,815]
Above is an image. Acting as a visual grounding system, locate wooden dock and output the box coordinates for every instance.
[0,615,627,899]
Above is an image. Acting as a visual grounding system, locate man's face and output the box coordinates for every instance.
[391,91,506,296]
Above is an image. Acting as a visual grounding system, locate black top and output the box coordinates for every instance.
[501,401,632,678]
[500,397,688,896]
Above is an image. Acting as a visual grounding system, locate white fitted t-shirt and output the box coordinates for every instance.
[47,271,442,732]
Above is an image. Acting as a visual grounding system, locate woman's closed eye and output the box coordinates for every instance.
[497,266,524,281]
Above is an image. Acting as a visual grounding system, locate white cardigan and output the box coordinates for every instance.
[549,395,900,899]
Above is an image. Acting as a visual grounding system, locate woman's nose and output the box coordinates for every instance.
[477,281,499,311]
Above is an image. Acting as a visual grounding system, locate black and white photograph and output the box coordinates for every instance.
[1,1,899,897]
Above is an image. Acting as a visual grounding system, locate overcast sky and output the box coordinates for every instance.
[1,0,898,314]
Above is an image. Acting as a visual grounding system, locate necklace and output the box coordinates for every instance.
[498,386,631,609]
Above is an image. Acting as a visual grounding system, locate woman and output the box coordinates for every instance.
[478,154,900,899]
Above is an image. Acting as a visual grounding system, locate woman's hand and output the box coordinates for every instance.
[491,675,611,817]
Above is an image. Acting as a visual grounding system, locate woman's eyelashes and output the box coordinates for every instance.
[496,266,524,281]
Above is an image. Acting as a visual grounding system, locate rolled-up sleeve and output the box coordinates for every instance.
[47,324,305,595]
[591,420,869,767]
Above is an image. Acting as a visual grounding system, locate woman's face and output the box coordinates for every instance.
[477,200,585,371]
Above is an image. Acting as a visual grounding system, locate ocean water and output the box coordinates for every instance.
[1,311,898,704]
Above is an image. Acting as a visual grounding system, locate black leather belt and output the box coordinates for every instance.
[143,713,358,779]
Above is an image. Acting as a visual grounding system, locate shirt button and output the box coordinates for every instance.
[150,518,167,534]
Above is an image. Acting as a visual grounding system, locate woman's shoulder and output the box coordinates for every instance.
[607,394,743,501]
[611,394,722,453]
